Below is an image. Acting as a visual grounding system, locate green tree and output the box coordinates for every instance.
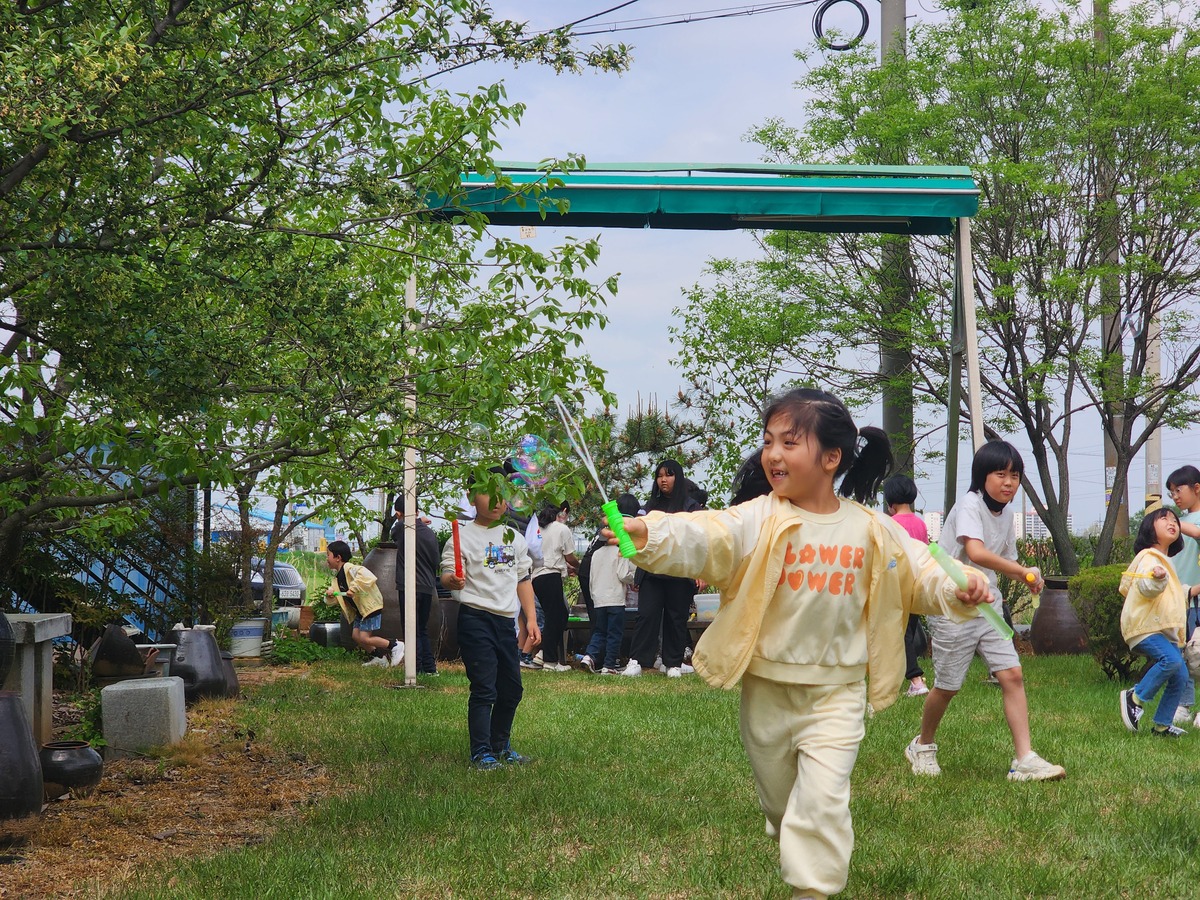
[672,0,1200,571]
[0,2,628,587]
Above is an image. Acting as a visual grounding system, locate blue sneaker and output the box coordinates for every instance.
[471,753,502,771]
[497,746,531,765]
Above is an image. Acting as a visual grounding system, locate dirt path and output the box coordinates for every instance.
[1,668,336,899]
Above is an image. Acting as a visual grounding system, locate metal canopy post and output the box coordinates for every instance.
[403,269,417,686]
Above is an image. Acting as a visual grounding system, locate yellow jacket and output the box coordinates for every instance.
[1120,548,1186,647]
[634,494,980,712]
[329,562,384,621]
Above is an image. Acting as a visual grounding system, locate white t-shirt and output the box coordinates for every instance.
[938,489,1016,603]
[440,519,532,617]
[533,519,575,579]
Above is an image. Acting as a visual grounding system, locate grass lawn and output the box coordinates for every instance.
[108,654,1200,899]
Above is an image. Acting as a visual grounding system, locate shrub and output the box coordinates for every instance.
[1068,563,1143,681]
[269,628,352,664]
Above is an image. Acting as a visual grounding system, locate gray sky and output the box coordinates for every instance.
[432,0,1200,528]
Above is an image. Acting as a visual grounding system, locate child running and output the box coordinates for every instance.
[906,440,1065,782]
[606,388,989,900]
[1164,465,1200,727]
[1118,507,1195,737]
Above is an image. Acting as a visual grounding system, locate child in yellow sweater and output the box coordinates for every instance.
[1118,507,1200,737]
[608,388,989,900]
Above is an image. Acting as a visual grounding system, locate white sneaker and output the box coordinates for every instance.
[905,735,941,776]
[1007,751,1066,782]
[579,655,596,674]
[620,661,642,677]
[543,662,571,672]
[1174,705,1192,727]
[363,655,388,668]
[906,682,930,697]
[388,641,405,667]
[679,663,695,674]
[1192,711,1200,730]
[666,667,682,678]
[653,657,666,673]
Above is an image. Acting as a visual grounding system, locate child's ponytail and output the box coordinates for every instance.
[838,425,894,505]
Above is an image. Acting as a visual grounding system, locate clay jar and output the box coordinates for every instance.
[40,740,104,800]
[168,628,227,702]
[0,691,43,830]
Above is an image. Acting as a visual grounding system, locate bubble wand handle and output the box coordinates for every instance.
[451,519,464,578]
[927,543,1013,640]
[553,396,637,558]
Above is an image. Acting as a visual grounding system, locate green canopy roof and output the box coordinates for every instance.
[436,162,979,236]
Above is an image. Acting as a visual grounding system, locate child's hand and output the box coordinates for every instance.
[325,587,336,599]
[1152,565,1168,579]
[443,573,466,591]
[958,574,991,607]
[604,516,647,549]
[526,622,542,648]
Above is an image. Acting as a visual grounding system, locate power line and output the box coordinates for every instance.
[566,0,828,37]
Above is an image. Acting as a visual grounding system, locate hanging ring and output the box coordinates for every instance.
[813,0,870,52]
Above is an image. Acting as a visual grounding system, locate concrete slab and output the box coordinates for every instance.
[101,676,187,759]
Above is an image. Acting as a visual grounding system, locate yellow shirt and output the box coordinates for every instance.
[1120,547,1186,648]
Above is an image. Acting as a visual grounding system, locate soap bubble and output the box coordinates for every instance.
[506,434,557,512]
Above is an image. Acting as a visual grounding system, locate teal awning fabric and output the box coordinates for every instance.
[433,162,979,236]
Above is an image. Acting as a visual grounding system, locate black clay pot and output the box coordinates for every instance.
[219,651,240,699]
[0,691,43,827]
[168,629,227,703]
[1029,576,1089,655]
[435,596,460,661]
[308,622,341,647]
[0,610,14,685]
[40,740,103,800]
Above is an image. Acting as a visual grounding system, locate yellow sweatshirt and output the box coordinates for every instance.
[1120,547,1186,648]
[633,494,979,712]
[329,562,384,621]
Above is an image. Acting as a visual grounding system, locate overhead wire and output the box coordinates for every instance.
[565,1,828,37]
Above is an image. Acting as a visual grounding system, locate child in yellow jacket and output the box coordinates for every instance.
[608,388,990,900]
[1118,507,1200,737]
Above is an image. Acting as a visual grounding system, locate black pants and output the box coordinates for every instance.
[904,614,926,681]
[533,572,568,664]
[399,590,436,673]
[457,604,523,760]
[631,574,694,668]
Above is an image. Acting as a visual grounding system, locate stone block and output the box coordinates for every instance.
[101,676,187,759]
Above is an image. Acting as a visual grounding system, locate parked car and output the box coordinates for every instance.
[249,557,308,607]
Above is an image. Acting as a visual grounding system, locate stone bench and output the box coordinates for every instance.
[2,613,72,745]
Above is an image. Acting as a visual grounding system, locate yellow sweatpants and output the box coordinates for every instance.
[739,674,867,900]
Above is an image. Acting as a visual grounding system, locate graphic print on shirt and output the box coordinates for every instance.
[777,541,866,596]
[484,541,517,569]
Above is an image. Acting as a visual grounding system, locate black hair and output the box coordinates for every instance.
[1166,465,1200,491]
[535,499,570,528]
[615,492,641,517]
[760,388,893,504]
[1134,507,1184,556]
[648,458,690,513]
[730,448,771,506]
[968,441,1025,493]
[465,461,514,493]
[883,474,919,508]
[327,540,352,562]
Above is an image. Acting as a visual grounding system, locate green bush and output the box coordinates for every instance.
[268,628,352,665]
[1068,563,1143,681]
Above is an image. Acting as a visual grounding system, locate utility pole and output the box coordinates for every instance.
[1095,0,1130,534]
[879,0,916,476]
[1145,316,1162,509]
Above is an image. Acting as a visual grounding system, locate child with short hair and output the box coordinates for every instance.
[907,440,1065,782]
[441,469,541,769]
[607,388,990,900]
[1165,465,1200,727]
[579,493,640,674]
[1118,507,1193,736]
[325,540,403,668]
[883,474,931,698]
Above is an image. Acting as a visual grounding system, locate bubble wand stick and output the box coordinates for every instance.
[552,396,638,559]
[927,543,1014,640]
[451,518,464,578]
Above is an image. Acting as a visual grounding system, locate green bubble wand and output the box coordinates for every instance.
[552,395,638,559]
[927,543,1014,640]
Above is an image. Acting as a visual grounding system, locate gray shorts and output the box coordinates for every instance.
[927,604,1021,691]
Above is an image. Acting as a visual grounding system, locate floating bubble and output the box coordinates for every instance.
[511,434,556,488]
